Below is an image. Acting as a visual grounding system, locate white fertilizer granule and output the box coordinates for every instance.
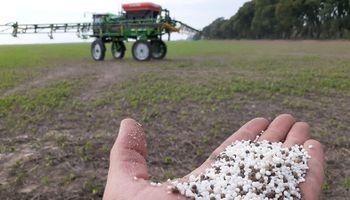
[170,140,310,200]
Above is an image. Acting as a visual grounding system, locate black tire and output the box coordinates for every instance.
[111,41,126,60]
[132,40,151,61]
[91,39,106,61]
[150,40,167,60]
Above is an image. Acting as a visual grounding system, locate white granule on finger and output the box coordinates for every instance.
[170,140,310,200]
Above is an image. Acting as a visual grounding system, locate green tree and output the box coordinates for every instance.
[251,0,279,38]
[276,0,298,38]
[202,17,228,39]
[320,0,350,38]
[231,1,256,38]
[199,0,350,39]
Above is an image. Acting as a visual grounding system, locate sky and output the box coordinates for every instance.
[0,0,249,44]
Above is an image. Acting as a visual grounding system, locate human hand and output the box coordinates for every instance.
[103,114,324,200]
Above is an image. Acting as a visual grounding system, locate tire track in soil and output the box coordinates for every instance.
[75,60,226,101]
[1,66,85,97]
[0,142,36,187]
[76,62,146,101]
[77,57,249,101]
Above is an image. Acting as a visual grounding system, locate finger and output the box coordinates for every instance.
[300,140,324,200]
[188,117,269,176]
[109,118,149,179]
[283,122,310,148]
[258,114,296,142]
[104,120,186,200]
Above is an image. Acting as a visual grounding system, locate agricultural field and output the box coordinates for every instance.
[0,40,349,199]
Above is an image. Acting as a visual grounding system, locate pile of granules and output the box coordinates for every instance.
[170,140,310,200]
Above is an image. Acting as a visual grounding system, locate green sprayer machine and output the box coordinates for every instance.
[0,2,201,61]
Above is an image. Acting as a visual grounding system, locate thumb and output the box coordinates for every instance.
[109,118,149,180]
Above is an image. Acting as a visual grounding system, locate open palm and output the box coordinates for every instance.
[103,114,324,200]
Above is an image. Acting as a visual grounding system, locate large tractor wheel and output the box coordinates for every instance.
[132,40,151,61]
[91,39,106,61]
[150,40,167,60]
[112,41,126,60]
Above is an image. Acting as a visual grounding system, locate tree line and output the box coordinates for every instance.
[197,0,350,39]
